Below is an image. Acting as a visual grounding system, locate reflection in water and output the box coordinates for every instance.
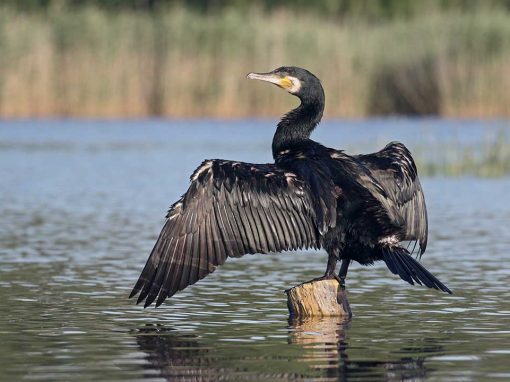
[137,319,441,381]
[289,316,350,381]
[136,325,222,381]
[288,316,436,381]
[137,325,310,381]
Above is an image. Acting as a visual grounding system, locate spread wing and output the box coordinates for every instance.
[130,160,321,307]
[356,141,428,255]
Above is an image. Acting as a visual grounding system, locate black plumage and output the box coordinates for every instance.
[130,66,451,308]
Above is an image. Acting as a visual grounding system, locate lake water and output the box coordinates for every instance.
[1,119,509,381]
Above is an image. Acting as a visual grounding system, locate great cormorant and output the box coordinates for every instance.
[130,66,451,308]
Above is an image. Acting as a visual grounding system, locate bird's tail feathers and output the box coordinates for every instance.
[382,246,452,294]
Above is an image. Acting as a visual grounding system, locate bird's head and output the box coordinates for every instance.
[247,66,323,103]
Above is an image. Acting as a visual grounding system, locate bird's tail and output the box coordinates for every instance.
[382,246,452,294]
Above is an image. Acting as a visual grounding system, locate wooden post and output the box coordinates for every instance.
[285,279,352,318]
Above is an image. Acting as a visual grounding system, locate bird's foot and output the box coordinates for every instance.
[311,273,344,286]
[310,273,333,283]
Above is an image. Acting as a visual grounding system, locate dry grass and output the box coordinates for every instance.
[1,7,510,118]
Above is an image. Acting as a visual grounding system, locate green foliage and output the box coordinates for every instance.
[4,0,510,17]
[416,130,510,177]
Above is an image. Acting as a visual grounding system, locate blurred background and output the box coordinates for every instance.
[1,0,510,118]
[2,1,510,381]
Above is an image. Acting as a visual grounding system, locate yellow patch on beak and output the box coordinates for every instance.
[278,76,293,90]
[247,72,300,93]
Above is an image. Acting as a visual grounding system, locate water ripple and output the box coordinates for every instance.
[1,120,510,381]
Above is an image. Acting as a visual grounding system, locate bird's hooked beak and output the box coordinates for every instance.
[247,72,293,90]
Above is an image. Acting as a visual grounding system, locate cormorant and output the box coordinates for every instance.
[130,66,451,308]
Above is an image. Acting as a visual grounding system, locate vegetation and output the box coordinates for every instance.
[416,131,510,177]
[5,0,510,17]
[0,3,510,117]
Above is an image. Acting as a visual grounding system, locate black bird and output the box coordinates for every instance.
[130,66,451,308]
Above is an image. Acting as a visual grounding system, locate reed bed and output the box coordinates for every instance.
[1,6,510,118]
[416,131,510,177]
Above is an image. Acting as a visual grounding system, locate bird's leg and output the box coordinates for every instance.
[338,259,350,290]
[324,253,337,277]
[310,253,338,282]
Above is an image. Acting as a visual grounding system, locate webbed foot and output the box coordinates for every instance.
[311,273,343,286]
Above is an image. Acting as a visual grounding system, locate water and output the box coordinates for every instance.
[1,119,509,381]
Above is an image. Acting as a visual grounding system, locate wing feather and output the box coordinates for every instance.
[131,160,321,307]
[356,141,428,255]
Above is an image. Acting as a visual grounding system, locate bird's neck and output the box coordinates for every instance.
[272,99,324,158]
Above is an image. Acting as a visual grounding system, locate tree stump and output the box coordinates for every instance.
[286,279,352,318]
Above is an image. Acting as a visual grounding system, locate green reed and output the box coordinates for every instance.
[414,131,510,177]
